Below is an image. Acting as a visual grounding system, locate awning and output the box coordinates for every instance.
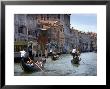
[14,41,28,45]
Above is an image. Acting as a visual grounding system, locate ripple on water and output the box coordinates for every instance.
[14,52,97,76]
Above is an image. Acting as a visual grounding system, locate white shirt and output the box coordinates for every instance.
[20,50,26,57]
[72,49,76,53]
[50,49,52,52]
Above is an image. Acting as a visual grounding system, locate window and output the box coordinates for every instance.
[47,15,49,20]
[54,16,56,19]
[58,14,60,19]
[44,17,46,20]
[41,14,43,20]
[60,29,62,32]
[18,26,23,33]
[36,16,37,20]
[28,30,30,35]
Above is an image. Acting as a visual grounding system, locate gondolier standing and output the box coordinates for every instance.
[28,44,32,58]
[72,48,76,59]
[20,49,26,60]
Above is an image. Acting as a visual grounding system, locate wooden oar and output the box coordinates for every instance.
[28,57,44,72]
[80,59,85,64]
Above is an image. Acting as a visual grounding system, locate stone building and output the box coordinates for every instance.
[70,28,79,50]
[89,32,97,52]
[14,14,97,54]
[70,27,97,52]
[36,14,70,53]
[14,14,38,52]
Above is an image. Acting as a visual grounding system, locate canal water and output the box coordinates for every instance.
[14,52,97,76]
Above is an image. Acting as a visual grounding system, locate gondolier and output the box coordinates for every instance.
[20,49,26,61]
[28,45,32,58]
[71,48,81,64]
[72,48,76,59]
[20,49,26,57]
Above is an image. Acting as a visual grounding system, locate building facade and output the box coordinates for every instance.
[14,14,97,55]
[14,14,38,53]
[36,14,70,53]
[70,27,97,52]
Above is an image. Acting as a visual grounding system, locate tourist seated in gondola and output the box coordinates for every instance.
[36,61,43,67]
[26,57,42,68]
[26,60,34,67]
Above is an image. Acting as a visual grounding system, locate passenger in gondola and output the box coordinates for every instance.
[26,60,34,67]
[77,49,80,57]
[26,57,35,67]
[36,61,43,67]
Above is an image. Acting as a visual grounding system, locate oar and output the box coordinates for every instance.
[80,58,85,64]
[34,62,44,72]
[82,60,85,64]
[28,57,44,72]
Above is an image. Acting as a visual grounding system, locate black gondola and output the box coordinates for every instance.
[51,53,59,61]
[71,56,81,64]
[20,58,44,72]
[51,52,59,61]
[51,55,59,61]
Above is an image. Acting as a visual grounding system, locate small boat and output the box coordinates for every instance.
[51,54,59,61]
[57,52,61,55]
[71,56,81,64]
[52,56,59,61]
[51,52,59,61]
[20,58,44,72]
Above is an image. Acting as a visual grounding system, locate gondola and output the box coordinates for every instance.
[20,58,44,72]
[71,56,81,64]
[51,53,59,61]
[51,55,59,61]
